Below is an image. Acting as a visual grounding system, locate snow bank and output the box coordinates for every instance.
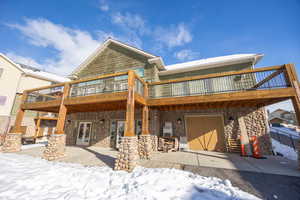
[21,143,46,150]
[271,139,298,161]
[0,153,259,200]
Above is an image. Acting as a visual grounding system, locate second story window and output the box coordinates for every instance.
[134,68,144,78]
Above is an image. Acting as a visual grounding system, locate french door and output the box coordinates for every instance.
[76,122,92,146]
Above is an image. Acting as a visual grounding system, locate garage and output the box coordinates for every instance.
[185,115,226,152]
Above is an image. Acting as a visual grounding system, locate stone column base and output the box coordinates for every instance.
[2,133,22,153]
[138,135,152,159]
[43,134,66,161]
[150,135,158,151]
[114,136,138,172]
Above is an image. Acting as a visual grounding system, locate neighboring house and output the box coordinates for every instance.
[8,38,300,170]
[269,108,297,125]
[0,54,69,142]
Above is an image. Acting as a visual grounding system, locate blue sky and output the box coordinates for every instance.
[2,0,300,112]
[1,0,300,77]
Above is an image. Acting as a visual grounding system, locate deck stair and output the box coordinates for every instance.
[227,138,241,153]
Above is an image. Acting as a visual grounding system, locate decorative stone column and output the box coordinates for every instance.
[114,136,139,172]
[2,133,22,152]
[138,135,152,159]
[150,135,158,151]
[42,134,66,161]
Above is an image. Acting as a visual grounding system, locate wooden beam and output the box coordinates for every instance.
[142,105,150,135]
[55,83,70,134]
[124,70,135,137]
[64,91,128,105]
[10,92,28,133]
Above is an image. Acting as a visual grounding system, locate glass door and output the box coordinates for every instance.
[76,122,92,146]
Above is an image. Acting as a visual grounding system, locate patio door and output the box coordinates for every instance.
[76,122,92,146]
[115,121,125,149]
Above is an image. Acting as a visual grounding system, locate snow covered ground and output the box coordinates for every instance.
[270,127,300,139]
[0,153,260,200]
[271,139,298,161]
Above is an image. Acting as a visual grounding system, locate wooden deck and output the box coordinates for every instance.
[11,64,300,135]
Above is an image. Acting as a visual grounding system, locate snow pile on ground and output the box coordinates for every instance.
[271,139,298,161]
[21,143,46,150]
[0,153,259,200]
[271,127,300,138]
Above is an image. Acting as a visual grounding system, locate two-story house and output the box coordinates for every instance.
[4,39,300,171]
[0,54,69,144]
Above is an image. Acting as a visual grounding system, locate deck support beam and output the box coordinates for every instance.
[115,71,139,171]
[2,92,28,153]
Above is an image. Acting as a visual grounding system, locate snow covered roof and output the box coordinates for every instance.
[0,53,69,83]
[18,64,70,83]
[160,54,264,76]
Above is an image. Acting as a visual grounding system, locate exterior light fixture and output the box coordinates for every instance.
[177,118,182,125]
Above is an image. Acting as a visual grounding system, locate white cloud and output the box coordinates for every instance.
[111,12,148,35]
[8,18,105,75]
[154,23,192,48]
[174,49,199,61]
[99,0,109,11]
[5,52,43,69]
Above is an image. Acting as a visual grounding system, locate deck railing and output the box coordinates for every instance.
[25,84,64,103]
[22,65,293,104]
[69,73,129,97]
[148,66,290,98]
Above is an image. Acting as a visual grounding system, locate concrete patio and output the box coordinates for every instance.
[15,145,299,177]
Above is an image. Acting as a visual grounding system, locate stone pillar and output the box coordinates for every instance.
[2,133,22,152]
[150,135,158,151]
[138,135,152,159]
[114,136,139,171]
[42,134,66,161]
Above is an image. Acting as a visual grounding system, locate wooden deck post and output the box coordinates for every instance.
[142,83,149,135]
[124,70,135,137]
[10,91,28,133]
[55,83,70,134]
[3,92,28,152]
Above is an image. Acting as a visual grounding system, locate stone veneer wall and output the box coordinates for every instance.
[65,109,160,148]
[159,107,272,155]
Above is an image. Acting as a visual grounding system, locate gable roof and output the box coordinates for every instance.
[0,53,69,83]
[159,54,264,76]
[70,38,164,76]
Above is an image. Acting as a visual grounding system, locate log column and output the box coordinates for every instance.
[43,83,70,161]
[2,92,28,152]
[115,71,139,171]
[139,83,153,159]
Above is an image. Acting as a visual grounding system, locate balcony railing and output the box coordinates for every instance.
[25,84,64,103]
[69,73,129,98]
[22,65,293,106]
[148,66,290,98]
